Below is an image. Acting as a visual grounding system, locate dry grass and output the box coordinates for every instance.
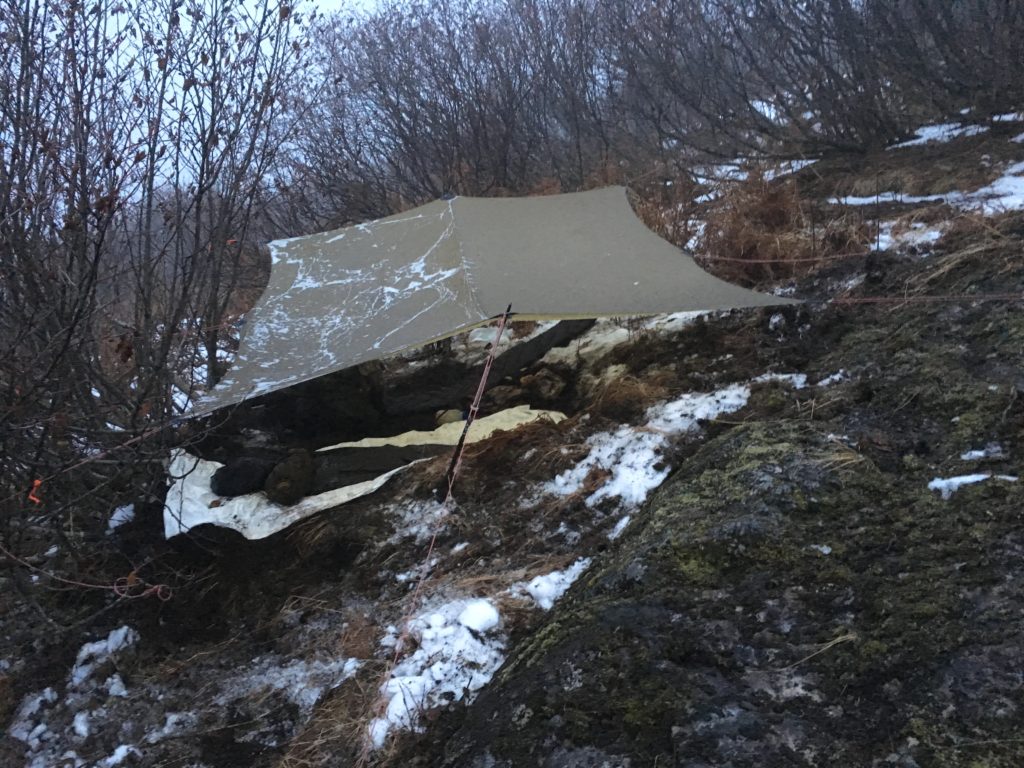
[588,374,670,422]
[455,417,583,497]
[628,173,703,248]
[803,128,1024,202]
[816,444,871,474]
[698,170,867,285]
[276,663,391,768]
[288,516,336,559]
[906,210,1024,294]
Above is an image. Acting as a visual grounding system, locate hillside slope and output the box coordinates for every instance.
[3,119,1024,768]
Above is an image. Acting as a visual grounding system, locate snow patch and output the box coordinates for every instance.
[216,655,360,716]
[72,711,90,738]
[369,598,505,748]
[888,122,989,149]
[512,558,592,610]
[143,712,197,745]
[869,221,945,253]
[753,372,808,389]
[387,499,449,544]
[545,384,750,508]
[70,626,138,688]
[105,674,128,698]
[9,687,58,744]
[100,745,140,766]
[816,370,848,387]
[832,161,1024,214]
[928,473,1018,499]
[959,443,1004,461]
[608,515,632,540]
[458,600,500,633]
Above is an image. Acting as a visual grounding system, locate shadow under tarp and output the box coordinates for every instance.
[313,404,568,491]
[166,406,566,539]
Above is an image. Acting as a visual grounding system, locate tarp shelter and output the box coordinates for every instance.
[194,186,794,414]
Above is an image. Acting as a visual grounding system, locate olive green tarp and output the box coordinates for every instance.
[194,186,794,415]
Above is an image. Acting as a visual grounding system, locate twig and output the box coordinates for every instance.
[779,632,858,670]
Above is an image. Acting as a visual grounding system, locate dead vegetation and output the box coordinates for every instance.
[907,210,1024,295]
[797,126,1024,203]
[698,170,868,285]
[587,374,672,422]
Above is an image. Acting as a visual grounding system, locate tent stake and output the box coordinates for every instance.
[442,303,514,500]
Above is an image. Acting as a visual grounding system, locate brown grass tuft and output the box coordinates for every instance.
[277,663,390,768]
[698,170,867,285]
[588,374,670,422]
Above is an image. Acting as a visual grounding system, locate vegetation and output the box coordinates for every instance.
[2,0,1023,626]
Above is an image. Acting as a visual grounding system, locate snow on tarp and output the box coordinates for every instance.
[192,187,794,416]
[165,406,567,539]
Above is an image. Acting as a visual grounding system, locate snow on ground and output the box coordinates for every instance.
[608,515,632,540]
[869,221,946,252]
[888,122,989,150]
[693,162,748,184]
[215,654,360,716]
[10,627,139,768]
[369,597,505,748]
[960,443,1005,461]
[970,161,1024,214]
[510,558,592,610]
[816,370,848,387]
[928,473,1018,499]
[753,372,808,389]
[8,609,362,767]
[763,159,818,181]
[100,745,139,766]
[691,159,817,204]
[545,383,752,508]
[831,160,1024,213]
[69,626,138,688]
[387,499,450,544]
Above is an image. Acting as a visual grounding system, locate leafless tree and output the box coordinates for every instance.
[0,0,312,577]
